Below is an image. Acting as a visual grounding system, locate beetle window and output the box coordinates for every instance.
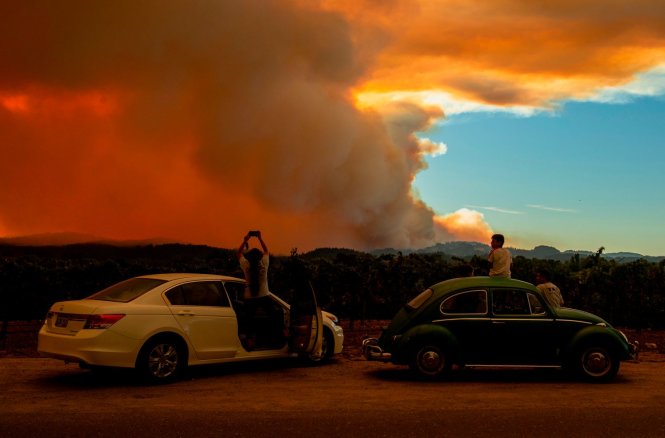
[406,289,433,310]
[492,289,530,315]
[167,282,230,307]
[527,292,546,315]
[440,290,487,315]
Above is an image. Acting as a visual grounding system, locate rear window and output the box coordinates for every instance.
[166,281,230,307]
[441,290,487,315]
[87,278,167,302]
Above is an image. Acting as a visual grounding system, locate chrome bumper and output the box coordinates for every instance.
[361,337,392,362]
[630,340,640,361]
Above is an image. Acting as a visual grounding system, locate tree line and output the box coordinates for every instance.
[1,244,664,328]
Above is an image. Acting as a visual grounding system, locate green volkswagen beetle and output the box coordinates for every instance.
[362,276,638,382]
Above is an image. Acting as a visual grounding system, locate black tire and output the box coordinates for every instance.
[320,328,335,360]
[574,344,620,383]
[136,336,187,384]
[410,344,449,379]
[302,328,335,364]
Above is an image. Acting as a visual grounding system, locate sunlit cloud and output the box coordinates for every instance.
[434,208,493,243]
[527,204,577,213]
[417,137,447,157]
[341,0,665,112]
[585,64,665,104]
[357,90,542,118]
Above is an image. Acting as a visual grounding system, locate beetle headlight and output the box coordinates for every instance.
[618,330,629,343]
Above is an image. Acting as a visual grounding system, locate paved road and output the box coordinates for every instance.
[1,355,664,437]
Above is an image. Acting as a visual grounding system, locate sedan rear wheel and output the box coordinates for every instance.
[411,344,449,379]
[137,337,186,383]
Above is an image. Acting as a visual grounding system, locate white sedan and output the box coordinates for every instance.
[38,273,344,382]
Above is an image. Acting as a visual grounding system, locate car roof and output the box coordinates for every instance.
[430,276,538,297]
[137,273,244,282]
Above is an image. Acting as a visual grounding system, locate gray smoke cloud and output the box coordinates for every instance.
[0,1,476,251]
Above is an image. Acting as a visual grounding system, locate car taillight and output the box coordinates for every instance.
[84,314,126,329]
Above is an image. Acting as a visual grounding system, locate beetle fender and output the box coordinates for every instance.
[393,324,459,365]
[562,325,626,360]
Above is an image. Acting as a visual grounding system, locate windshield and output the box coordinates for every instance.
[406,288,433,310]
[87,278,167,302]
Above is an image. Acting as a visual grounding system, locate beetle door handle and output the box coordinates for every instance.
[177,310,195,316]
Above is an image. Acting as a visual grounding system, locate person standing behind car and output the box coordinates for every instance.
[457,264,475,277]
[536,269,564,308]
[488,234,512,278]
[237,230,270,299]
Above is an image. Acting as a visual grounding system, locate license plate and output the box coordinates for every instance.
[55,317,68,328]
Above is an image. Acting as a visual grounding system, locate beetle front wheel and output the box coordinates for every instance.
[575,344,620,383]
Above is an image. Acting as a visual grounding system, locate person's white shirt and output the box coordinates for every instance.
[537,282,564,308]
[239,253,269,299]
[489,247,511,278]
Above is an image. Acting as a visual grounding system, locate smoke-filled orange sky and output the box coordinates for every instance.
[2,0,665,253]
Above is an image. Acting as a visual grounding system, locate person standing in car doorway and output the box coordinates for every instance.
[488,234,512,278]
[237,230,270,299]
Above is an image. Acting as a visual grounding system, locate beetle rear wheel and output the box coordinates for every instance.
[410,344,449,379]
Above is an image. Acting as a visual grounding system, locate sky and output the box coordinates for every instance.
[1,0,664,255]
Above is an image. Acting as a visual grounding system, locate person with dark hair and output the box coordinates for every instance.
[488,233,512,278]
[536,270,564,308]
[237,231,269,299]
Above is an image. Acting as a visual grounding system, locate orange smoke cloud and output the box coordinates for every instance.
[3,1,660,253]
[0,1,470,252]
[435,209,493,243]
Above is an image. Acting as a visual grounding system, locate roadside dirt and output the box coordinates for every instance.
[2,321,665,437]
[1,343,665,437]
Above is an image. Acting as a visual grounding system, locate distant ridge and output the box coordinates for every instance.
[0,233,662,262]
[372,241,664,263]
[0,232,182,247]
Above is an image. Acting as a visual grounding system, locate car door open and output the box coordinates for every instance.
[288,280,323,358]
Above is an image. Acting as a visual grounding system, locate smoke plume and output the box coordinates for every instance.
[0,1,496,252]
